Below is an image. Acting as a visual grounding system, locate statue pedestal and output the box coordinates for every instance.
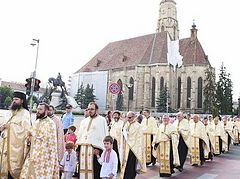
[50,92,62,108]
[50,92,81,112]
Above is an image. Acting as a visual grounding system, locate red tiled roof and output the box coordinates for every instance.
[0,81,45,94]
[78,32,210,72]
[179,37,210,66]
[78,32,168,73]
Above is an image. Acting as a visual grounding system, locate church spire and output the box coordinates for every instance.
[191,20,198,40]
[156,0,179,40]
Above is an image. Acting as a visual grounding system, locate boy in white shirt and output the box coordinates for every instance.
[60,142,77,179]
[94,136,118,179]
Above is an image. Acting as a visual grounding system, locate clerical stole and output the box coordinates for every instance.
[144,134,152,163]
[233,128,239,144]
[158,141,171,174]
[79,144,94,179]
[190,137,200,165]
[214,136,220,155]
[119,139,130,179]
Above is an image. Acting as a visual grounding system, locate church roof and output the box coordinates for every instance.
[78,32,210,73]
[179,37,210,66]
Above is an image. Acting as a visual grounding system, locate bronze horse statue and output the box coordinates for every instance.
[48,73,68,96]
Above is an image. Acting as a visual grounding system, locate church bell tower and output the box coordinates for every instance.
[156,0,179,40]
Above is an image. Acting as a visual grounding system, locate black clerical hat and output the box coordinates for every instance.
[13,91,29,111]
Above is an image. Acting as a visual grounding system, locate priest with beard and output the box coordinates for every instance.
[0,91,31,179]
[232,117,240,145]
[212,117,227,155]
[203,117,214,161]
[222,116,234,152]
[141,109,158,166]
[20,103,59,178]
[189,114,209,166]
[109,111,124,172]
[76,102,108,179]
[119,111,146,179]
[153,114,180,177]
[173,112,190,172]
[47,105,65,175]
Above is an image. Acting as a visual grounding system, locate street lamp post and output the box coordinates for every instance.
[29,39,40,115]
[125,83,133,111]
[238,97,240,117]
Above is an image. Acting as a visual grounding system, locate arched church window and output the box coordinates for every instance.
[161,25,165,32]
[197,77,203,108]
[116,79,123,111]
[151,77,156,107]
[129,77,134,101]
[173,26,176,40]
[187,77,191,108]
[160,77,164,91]
[117,79,123,91]
[177,77,181,109]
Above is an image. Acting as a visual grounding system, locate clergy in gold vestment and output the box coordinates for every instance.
[212,117,227,156]
[203,117,215,161]
[48,105,65,163]
[20,103,59,179]
[76,102,108,179]
[233,117,240,145]
[222,117,234,152]
[173,112,190,172]
[109,111,124,172]
[119,111,146,179]
[141,109,158,166]
[0,92,31,179]
[189,115,209,166]
[153,115,179,177]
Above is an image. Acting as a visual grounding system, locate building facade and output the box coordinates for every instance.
[73,0,214,113]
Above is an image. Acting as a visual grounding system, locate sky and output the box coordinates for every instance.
[0,0,239,100]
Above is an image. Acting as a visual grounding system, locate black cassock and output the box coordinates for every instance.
[227,133,231,151]
[178,134,188,169]
[123,150,137,179]
[93,147,103,179]
[113,139,121,172]
[146,134,156,166]
[199,139,205,165]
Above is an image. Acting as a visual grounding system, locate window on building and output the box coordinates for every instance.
[129,77,134,101]
[177,77,181,109]
[116,79,123,111]
[160,77,164,91]
[152,77,156,107]
[197,77,203,108]
[117,79,122,91]
[187,77,191,108]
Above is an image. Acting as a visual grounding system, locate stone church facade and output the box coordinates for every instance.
[76,0,213,113]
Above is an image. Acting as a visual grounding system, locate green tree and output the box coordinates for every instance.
[156,84,167,112]
[83,84,96,109]
[74,83,85,108]
[27,95,39,106]
[0,86,13,109]
[203,67,216,114]
[216,63,233,115]
[4,96,12,109]
[116,92,123,111]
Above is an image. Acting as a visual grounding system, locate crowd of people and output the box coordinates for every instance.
[0,91,239,179]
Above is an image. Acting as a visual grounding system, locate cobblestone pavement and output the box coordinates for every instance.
[137,145,240,179]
